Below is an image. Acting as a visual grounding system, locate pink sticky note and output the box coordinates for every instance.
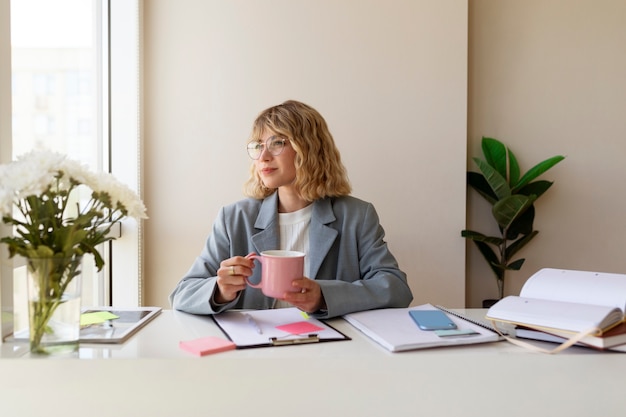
[179,336,236,356]
[276,321,324,335]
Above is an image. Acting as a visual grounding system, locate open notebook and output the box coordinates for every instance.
[487,268,626,351]
[486,268,626,334]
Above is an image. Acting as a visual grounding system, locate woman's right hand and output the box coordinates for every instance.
[215,255,255,303]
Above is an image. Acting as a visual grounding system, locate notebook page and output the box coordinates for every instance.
[520,268,626,311]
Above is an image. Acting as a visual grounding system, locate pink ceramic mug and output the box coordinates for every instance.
[245,250,305,298]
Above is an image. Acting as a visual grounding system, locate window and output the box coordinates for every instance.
[4,0,143,336]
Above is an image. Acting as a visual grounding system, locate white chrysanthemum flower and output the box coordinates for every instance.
[58,157,93,188]
[86,170,148,220]
[4,151,64,200]
[3,150,147,220]
[0,149,148,260]
[0,168,14,216]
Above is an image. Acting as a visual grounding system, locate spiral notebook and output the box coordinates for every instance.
[343,304,502,352]
[435,305,510,336]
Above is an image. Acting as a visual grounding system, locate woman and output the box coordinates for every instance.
[169,100,413,318]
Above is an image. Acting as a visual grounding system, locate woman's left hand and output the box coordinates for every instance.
[282,278,325,313]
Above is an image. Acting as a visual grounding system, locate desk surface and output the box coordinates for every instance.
[1,309,625,417]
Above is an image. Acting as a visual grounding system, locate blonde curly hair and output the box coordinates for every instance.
[243,100,352,201]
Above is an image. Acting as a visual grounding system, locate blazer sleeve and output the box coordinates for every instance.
[168,207,240,314]
[314,201,413,318]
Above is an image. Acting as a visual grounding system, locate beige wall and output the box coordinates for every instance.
[143,1,469,308]
[467,0,626,306]
[144,0,626,310]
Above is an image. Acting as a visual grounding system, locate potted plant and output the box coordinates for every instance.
[462,137,565,307]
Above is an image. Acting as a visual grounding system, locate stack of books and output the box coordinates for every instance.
[486,268,626,351]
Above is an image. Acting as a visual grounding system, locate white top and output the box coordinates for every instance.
[278,204,312,275]
[275,204,312,309]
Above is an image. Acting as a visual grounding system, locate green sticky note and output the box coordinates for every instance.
[80,311,119,326]
[434,328,479,338]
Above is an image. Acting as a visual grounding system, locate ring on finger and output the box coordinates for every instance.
[229,266,235,276]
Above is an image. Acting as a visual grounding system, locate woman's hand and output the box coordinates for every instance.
[215,256,254,303]
[283,278,325,313]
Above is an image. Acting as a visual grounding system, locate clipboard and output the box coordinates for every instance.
[212,307,350,348]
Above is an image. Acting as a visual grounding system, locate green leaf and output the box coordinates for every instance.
[506,231,539,260]
[481,137,508,179]
[461,230,503,246]
[513,155,565,192]
[92,249,105,271]
[507,148,521,186]
[506,258,526,270]
[467,172,498,205]
[506,205,535,239]
[493,194,536,229]
[473,158,511,201]
[516,180,553,199]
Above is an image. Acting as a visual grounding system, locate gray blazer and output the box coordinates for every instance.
[169,192,413,318]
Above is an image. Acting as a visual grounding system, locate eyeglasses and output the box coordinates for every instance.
[246,136,289,160]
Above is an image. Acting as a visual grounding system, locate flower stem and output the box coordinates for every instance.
[27,256,82,353]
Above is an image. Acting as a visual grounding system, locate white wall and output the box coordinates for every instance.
[143,0,469,308]
[467,0,626,306]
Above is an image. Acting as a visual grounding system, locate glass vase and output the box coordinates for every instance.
[26,256,83,355]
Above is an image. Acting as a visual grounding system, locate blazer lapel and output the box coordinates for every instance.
[251,192,280,253]
[308,198,338,279]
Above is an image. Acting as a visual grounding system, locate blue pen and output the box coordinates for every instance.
[244,313,262,334]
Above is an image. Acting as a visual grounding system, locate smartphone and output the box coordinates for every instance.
[408,310,457,331]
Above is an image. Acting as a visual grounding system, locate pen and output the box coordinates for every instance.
[244,313,262,334]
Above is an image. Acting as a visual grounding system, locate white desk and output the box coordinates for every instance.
[1,310,624,417]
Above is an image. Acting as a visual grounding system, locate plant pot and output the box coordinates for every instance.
[482,299,499,309]
[26,256,83,355]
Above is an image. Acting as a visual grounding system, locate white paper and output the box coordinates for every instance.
[213,308,347,347]
[520,268,626,311]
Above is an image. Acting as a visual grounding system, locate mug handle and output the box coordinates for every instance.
[244,253,262,288]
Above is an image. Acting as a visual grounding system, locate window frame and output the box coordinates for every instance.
[0,0,144,341]
[108,0,144,307]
